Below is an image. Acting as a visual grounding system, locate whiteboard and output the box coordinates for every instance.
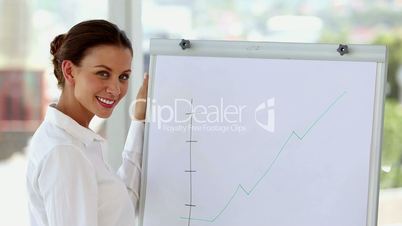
[139,40,387,226]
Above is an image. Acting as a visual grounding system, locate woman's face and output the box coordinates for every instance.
[72,45,132,118]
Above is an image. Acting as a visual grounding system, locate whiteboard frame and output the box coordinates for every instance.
[139,39,388,226]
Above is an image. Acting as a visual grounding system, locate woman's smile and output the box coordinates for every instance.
[96,96,116,108]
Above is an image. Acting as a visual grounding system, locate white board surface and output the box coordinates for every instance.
[140,40,386,226]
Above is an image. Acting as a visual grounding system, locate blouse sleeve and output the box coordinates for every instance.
[37,145,98,226]
[116,120,145,210]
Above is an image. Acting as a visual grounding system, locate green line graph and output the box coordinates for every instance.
[180,91,347,223]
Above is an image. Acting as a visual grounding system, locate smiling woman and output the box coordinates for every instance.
[58,45,132,124]
[25,20,148,226]
[50,20,136,127]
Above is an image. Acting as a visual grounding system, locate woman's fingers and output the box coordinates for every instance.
[134,72,149,121]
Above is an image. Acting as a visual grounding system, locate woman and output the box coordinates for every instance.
[26,20,148,226]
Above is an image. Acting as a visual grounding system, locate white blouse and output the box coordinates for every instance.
[26,104,144,226]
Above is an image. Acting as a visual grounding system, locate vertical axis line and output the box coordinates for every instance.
[187,98,194,226]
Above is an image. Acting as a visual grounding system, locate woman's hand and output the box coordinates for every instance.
[134,73,149,121]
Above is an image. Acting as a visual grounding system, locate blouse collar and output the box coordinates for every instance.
[44,104,105,146]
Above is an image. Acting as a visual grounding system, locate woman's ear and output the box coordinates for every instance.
[61,60,75,86]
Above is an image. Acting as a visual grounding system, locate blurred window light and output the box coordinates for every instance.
[266,15,323,42]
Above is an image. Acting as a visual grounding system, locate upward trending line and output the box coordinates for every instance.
[180,91,347,223]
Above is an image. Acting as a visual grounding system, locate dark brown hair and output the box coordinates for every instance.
[50,19,133,88]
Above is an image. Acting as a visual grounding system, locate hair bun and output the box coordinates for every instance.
[50,34,66,56]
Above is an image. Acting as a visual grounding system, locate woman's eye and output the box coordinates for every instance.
[119,74,130,81]
[97,71,109,78]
